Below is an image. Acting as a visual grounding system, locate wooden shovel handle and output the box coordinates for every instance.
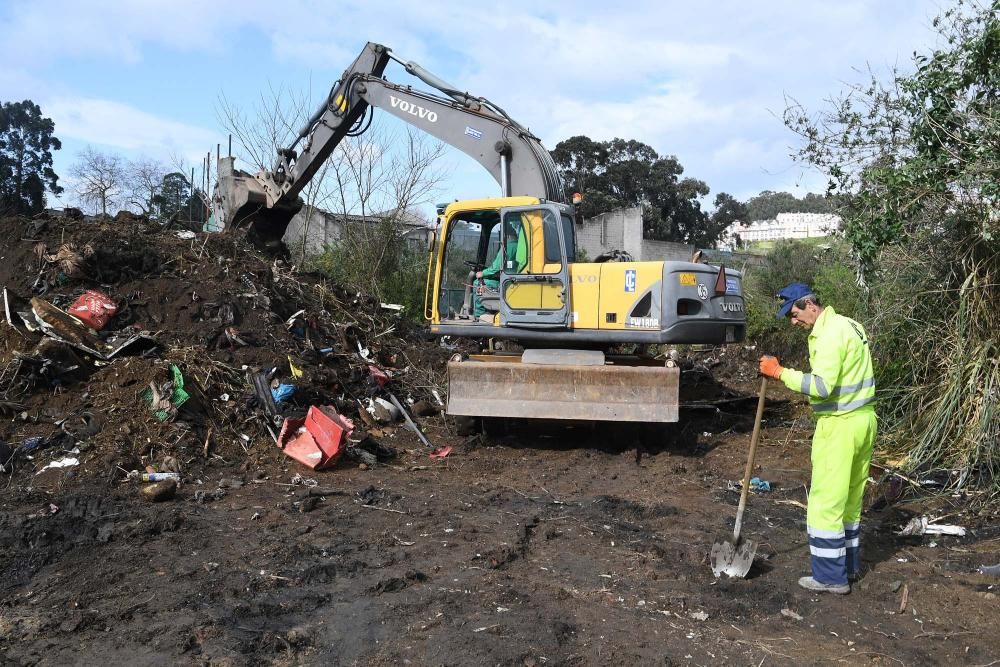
[733,376,767,542]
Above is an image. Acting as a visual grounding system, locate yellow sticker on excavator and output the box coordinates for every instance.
[679,272,697,286]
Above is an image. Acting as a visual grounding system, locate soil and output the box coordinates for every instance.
[0,216,998,666]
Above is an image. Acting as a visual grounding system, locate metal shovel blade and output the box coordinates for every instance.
[709,377,768,579]
[710,536,759,578]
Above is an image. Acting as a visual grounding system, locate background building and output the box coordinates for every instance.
[284,205,432,256]
[577,207,694,262]
[721,212,841,248]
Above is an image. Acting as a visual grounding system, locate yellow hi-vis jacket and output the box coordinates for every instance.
[779,306,876,416]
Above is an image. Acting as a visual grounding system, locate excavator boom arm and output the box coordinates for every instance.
[216,42,564,239]
[276,43,391,202]
[352,77,563,201]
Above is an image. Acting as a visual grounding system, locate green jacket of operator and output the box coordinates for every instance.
[473,219,527,318]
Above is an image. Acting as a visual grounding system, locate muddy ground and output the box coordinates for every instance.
[0,217,998,666]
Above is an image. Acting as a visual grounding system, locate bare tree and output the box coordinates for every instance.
[70,146,124,217]
[216,82,447,273]
[125,156,167,217]
[324,119,446,295]
[217,82,303,173]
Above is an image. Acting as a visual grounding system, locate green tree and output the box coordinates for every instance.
[0,100,63,215]
[707,192,749,247]
[153,172,192,221]
[784,0,1000,492]
[549,135,611,212]
[551,135,720,245]
[744,190,835,221]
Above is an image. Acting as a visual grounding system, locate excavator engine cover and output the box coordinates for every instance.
[447,354,679,423]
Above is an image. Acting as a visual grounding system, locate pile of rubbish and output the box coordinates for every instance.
[0,214,451,488]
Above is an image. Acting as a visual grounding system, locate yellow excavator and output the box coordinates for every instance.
[214,42,745,424]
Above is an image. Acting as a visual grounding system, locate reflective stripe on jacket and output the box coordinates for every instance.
[779,306,876,416]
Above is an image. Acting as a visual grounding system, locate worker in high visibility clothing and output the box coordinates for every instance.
[759,282,876,594]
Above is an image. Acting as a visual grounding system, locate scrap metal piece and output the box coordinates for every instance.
[386,392,433,448]
[31,297,100,347]
[28,296,157,360]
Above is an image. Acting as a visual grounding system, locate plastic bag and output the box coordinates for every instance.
[67,290,117,330]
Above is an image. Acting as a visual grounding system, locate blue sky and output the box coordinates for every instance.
[1,0,944,215]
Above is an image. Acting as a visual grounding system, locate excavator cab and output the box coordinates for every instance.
[427,197,573,330]
[498,205,573,328]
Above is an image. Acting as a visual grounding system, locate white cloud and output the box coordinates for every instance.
[46,97,217,162]
[542,84,735,147]
[710,138,796,173]
[0,0,265,66]
[2,0,946,200]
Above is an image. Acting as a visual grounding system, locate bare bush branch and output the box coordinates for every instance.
[125,156,167,217]
[70,146,125,217]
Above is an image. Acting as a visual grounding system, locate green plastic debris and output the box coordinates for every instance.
[142,365,190,421]
[203,213,223,233]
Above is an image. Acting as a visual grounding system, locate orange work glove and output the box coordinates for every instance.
[759,355,784,380]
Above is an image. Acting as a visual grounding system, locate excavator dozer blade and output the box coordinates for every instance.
[447,359,679,423]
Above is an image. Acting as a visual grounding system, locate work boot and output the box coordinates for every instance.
[798,576,850,595]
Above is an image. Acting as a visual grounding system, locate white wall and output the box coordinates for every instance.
[577,207,694,261]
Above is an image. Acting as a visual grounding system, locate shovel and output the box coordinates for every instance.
[711,376,767,578]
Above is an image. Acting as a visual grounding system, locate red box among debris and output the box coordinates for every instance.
[278,405,354,470]
[67,290,117,330]
[368,364,389,386]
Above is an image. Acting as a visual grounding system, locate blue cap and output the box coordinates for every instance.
[775,282,814,319]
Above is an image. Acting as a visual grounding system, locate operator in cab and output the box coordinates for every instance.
[473,216,527,320]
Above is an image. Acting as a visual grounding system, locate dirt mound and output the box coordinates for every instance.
[0,214,449,488]
[2,214,997,665]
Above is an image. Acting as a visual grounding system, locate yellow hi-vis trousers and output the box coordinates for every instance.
[807,406,877,585]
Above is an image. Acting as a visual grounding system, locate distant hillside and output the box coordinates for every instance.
[745,191,836,222]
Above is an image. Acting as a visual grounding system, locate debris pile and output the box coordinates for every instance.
[0,214,450,485]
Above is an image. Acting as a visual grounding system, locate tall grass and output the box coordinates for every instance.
[743,236,1000,499]
[875,249,1000,497]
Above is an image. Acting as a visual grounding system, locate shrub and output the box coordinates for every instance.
[742,238,863,364]
[301,220,431,323]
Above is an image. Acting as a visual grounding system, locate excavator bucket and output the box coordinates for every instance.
[447,355,679,422]
[215,157,301,245]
